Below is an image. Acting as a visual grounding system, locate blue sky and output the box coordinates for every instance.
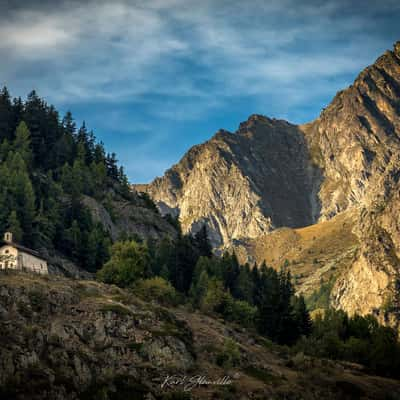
[1,0,399,182]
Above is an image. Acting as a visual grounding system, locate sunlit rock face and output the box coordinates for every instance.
[136,115,321,248]
[302,41,400,221]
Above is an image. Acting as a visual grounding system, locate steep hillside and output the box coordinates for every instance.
[1,271,399,400]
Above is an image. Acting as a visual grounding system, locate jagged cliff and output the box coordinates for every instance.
[136,41,400,321]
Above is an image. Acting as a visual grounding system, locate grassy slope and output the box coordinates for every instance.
[235,211,359,298]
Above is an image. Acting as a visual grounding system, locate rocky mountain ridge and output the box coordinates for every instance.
[135,41,400,321]
[135,116,321,248]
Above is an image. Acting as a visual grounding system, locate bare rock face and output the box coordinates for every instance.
[136,116,321,247]
[136,41,400,322]
[302,41,400,219]
[331,186,400,325]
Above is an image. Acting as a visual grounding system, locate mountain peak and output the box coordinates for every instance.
[247,113,270,122]
[394,40,400,57]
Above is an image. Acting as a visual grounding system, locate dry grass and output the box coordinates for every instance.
[236,211,359,297]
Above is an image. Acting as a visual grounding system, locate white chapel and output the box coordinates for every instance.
[0,232,48,274]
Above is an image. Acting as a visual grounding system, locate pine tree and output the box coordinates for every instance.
[13,121,32,167]
[8,153,36,245]
[192,256,212,284]
[77,122,94,165]
[194,225,213,258]
[62,111,76,136]
[12,97,24,134]
[169,235,198,293]
[93,142,106,163]
[106,152,119,179]
[256,265,280,339]
[159,264,170,281]
[7,211,23,243]
[23,90,46,163]
[222,252,240,295]
[293,295,313,336]
[65,220,81,259]
[275,268,298,344]
[33,202,56,248]
[54,111,76,166]
[71,158,86,198]
[235,264,254,304]
[190,270,209,308]
[84,228,99,271]
[0,86,13,141]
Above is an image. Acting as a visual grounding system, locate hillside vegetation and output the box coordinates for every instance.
[0,88,176,274]
[1,271,400,400]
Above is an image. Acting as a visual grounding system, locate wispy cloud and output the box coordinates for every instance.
[0,0,398,181]
[2,0,393,104]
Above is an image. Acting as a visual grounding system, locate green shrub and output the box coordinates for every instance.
[97,240,152,287]
[133,277,181,306]
[306,276,335,311]
[216,339,241,369]
[200,278,227,313]
[223,298,257,328]
[28,289,46,312]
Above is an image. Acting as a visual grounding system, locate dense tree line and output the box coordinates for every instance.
[296,309,400,378]
[0,87,135,271]
[97,224,311,345]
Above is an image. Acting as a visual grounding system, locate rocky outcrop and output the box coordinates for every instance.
[136,41,400,321]
[1,271,399,400]
[82,194,177,242]
[331,190,400,326]
[140,42,400,247]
